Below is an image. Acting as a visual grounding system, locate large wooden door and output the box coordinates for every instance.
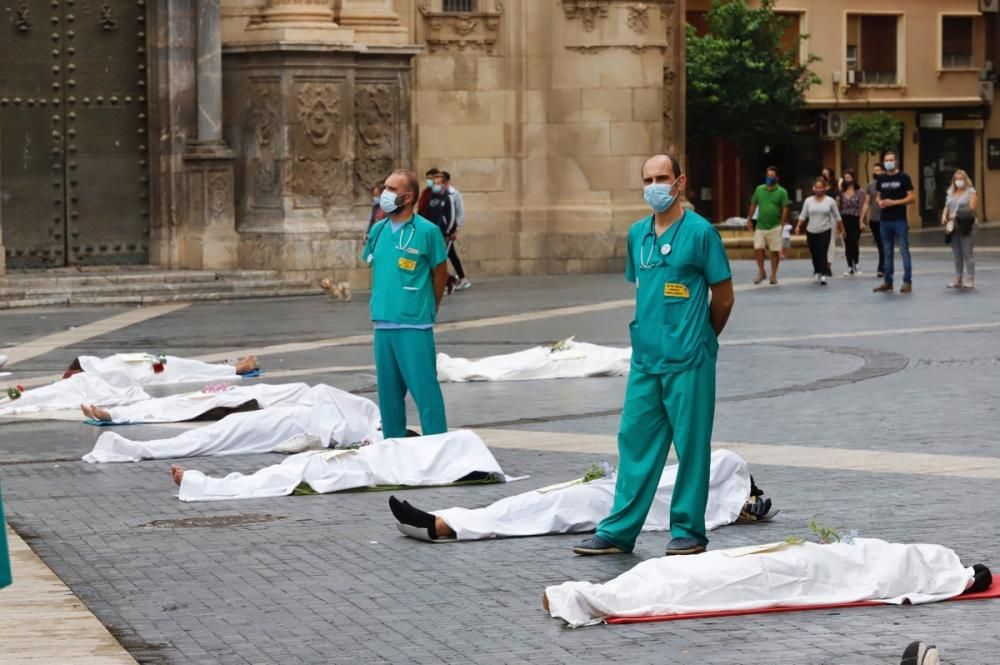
[0,0,149,269]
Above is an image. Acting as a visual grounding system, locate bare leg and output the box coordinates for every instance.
[171,464,185,486]
[769,252,780,282]
[753,250,766,282]
[435,516,455,539]
[234,356,258,375]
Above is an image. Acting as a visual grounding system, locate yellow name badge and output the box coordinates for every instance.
[398,257,417,271]
[664,282,690,299]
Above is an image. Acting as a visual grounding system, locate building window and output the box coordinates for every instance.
[847,14,899,85]
[942,16,974,69]
[776,12,802,66]
[443,0,477,12]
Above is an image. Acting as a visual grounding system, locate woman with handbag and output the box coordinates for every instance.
[942,169,978,290]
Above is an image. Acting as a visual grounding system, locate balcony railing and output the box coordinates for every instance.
[857,70,898,85]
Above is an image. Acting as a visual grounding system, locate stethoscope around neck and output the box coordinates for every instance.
[366,217,416,264]
[638,214,685,270]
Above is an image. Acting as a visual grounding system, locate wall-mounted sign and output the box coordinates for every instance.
[919,113,944,129]
[988,139,1000,170]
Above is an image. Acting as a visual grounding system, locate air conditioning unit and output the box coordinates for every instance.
[820,111,848,139]
[980,80,995,105]
[846,69,858,87]
[981,0,998,13]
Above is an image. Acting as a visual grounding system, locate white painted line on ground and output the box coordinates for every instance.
[0,525,139,664]
[0,304,190,367]
[479,428,1000,480]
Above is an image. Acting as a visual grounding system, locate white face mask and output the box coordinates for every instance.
[954,179,966,189]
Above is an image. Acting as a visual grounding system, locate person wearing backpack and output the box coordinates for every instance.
[942,169,978,290]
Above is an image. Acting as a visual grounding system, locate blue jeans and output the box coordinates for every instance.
[881,220,912,284]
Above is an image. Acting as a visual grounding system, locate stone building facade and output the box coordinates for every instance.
[0,0,684,280]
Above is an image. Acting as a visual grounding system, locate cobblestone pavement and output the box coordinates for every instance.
[2,250,999,664]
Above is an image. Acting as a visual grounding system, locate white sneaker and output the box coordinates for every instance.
[456,278,472,290]
[843,270,853,277]
[854,269,863,276]
[0,354,7,370]
[813,273,820,284]
[820,275,828,285]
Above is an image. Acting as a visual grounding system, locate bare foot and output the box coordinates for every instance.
[170,464,185,486]
[542,591,550,611]
[80,404,94,419]
[92,405,111,422]
[435,515,455,539]
[234,356,258,375]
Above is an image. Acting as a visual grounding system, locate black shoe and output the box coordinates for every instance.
[900,641,940,665]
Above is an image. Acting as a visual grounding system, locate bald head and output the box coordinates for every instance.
[641,154,682,184]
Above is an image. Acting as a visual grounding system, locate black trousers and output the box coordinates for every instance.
[842,214,861,268]
[448,243,465,279]
[869,221,885,273]
[806,229,832,276]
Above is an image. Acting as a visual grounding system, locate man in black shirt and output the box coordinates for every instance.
[873,150,915,293]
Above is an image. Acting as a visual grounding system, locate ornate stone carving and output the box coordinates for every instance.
[565,43,666,54]
[98,4,118,31]
[354,83,396,195]
[626,3,649,33]
[292,81,350,207]
[297,83,339,147]
[208,172,230,223]
[419,0,504,54]
[562,0,609,32]
[249,82,281,207]
[13,5,32,33]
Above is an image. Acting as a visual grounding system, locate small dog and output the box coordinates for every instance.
[320,278,352,302]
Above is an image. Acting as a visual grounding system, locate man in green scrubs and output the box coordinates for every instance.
[1,481,11,589]
[363,169,450,439]
[574,154,735,557]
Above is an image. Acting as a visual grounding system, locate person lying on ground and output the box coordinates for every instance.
[63,353,258,383]
[543,537,992,628]
[389,450,773,542]
[436,337,631,382]
[168,430,517,502]
[82,388,382,463]
[79,382,352,425]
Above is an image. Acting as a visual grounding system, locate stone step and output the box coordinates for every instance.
[0,278,307,299]
[0,269,322,308]
[0,285,322,309]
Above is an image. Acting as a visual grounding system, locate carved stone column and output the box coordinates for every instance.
[240,0,355,44]
[180,0,239,269]
[333,0,409,46]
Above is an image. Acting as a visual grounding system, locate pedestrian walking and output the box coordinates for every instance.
[837,169,866,276]
[572,153,735,557]
[442,171,471,291]
[366,183,386,236]
[796,177,844,286]
[746,166,790,285]
[363,169,450,439]
[873,151,916,294]
[942,169,978,290]
[862,164,886,278]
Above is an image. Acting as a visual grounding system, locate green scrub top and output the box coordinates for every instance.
[625,210,732,374]
[363,214,448,325]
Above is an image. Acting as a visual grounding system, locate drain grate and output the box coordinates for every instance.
[141,513,285,529]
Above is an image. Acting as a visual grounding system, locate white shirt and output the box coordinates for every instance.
[798,196,841,234]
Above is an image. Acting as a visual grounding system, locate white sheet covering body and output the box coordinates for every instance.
[177,430,508,502]
[434,450,749,540]
[0,373,150,416]
[545,538,976,628]
[83,386,383,463]
[79,354,239,385]
[436,341,631,382]
[103,382,324,424]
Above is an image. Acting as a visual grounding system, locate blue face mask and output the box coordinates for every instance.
[372,196,380,205]
[765,176,776,186]
[643,182,677,213]
[884,161,896,172]
[432,184,443,194]
[379,189,403,214]
[425,178,434,188]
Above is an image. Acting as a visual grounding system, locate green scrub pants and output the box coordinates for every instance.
[596,356,716,551]
[1,481,11,589]
[374,328,448,439]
